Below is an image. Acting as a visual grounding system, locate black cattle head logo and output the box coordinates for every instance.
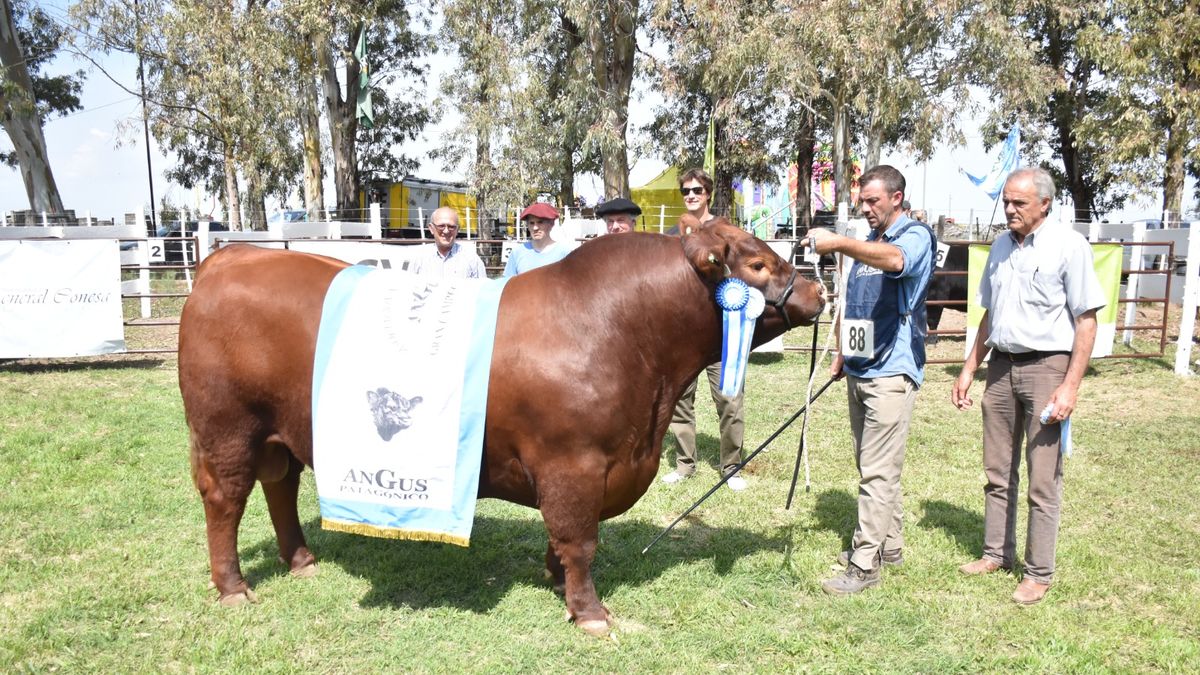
[366,388,423,441]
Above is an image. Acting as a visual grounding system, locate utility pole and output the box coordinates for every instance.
[135,0,156,234]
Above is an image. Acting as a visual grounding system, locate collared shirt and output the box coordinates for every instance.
[502,241,571,277]
[407,242,486,280]
[978,222,1107,353]
[843,214,936,386]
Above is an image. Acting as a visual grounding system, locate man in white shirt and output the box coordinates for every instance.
[408,207,486,279]
[951,167,1106,606]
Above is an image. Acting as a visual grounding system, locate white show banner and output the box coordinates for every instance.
[0,240,125,357]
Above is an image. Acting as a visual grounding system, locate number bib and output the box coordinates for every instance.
[841,318,875,358]
[935,241,950,269]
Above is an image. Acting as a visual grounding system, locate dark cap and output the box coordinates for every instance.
[595,197,642,217]
[519,202,559,221]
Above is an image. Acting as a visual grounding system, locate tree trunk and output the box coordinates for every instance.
[222,144,242,230]
[711,108,733,218]
[864,105,883,170]
[795,105,815,231]
[243,165,266,231]
[831,93,852,216]
[1162,113,1186,225]
[299,40,325,220]
[474,132,494,237]
[590,0,637,199]
[318,27,361,219]
[0,0,65,213]
[1052,93,1095,222]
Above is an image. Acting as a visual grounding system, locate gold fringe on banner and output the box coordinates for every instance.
[321,518,470,547]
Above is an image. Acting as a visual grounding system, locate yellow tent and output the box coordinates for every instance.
[629,167,745,232]
[630,167,686,232]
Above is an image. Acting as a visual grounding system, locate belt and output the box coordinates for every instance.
[994,349,1071,362]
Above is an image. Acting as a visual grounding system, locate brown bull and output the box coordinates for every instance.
[178,218,825,636]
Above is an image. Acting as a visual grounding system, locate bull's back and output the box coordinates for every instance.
[178,246,348,464]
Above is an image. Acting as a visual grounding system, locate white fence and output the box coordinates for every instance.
[1,214,1196,373]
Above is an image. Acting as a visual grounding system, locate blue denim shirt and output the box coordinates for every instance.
[842,215,935,387]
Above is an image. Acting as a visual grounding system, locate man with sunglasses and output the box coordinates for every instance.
[408,206,486,279]
[661,168,749,492]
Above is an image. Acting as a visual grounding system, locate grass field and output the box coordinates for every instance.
[1,321,1198,672]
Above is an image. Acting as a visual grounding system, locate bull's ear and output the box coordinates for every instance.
[682,227,727,283]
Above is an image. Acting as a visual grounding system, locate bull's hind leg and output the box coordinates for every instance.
[259,443,317,578]
[191,437,258,606]
[539,481,611,636]
[544,543,566,595]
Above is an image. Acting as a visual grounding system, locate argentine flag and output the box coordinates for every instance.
[963,124,1020,200]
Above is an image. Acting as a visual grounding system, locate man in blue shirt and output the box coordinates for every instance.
[503,202,572,277]
[801,165,936,595]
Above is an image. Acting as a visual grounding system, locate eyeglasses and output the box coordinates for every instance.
[432,223,457,231]
[680,186,706,196]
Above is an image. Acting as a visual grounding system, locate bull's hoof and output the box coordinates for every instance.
[577,618,612,637]
[217,589,257,607]
[290,562,318,579]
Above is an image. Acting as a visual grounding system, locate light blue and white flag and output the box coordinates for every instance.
[962,123,1020,200]
[312,267,508,546]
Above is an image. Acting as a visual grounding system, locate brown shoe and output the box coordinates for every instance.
[959,558,1006,575]
[1012,579,1050,605]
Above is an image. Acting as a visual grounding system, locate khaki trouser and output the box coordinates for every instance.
[980,352,1067,585]
[847,374,917,572]
[669,363,744,476]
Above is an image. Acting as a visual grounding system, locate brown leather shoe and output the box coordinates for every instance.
[959,558,1006,575]
[1012,579,1050,605]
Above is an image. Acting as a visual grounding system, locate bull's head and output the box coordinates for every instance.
[681,217,826,332]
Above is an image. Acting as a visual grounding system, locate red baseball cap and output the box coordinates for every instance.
[519,202,559,221]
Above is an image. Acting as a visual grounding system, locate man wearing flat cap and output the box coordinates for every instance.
[503,202,572,277]
[596,197,641,234]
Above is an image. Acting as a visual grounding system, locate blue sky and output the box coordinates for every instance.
[1,3,1187,225]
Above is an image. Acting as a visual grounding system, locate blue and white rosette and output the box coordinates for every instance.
[716,278,766,396]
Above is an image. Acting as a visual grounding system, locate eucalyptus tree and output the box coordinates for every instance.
[72,0,302,229]
[1080,0,1199,222]
[438,0,572,226]
[646,0,783,216]
[1,0,82,213]
[562,0,638,200]
[314,0,430,219]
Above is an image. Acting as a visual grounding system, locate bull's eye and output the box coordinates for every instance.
[751,261,766,272]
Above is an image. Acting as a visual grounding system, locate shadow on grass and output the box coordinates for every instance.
[0,357,166,373]
[238,511,784,614]
[810,489,857,549]
[918,499,983,556]
[749,352,784,365]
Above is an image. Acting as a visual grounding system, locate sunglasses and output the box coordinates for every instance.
[680,186,706,196]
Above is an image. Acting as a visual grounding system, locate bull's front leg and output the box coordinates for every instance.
[538,475,611,637]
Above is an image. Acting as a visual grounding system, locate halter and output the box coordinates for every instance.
[765,265,799,331]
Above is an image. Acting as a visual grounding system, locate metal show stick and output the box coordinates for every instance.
[642,376,838,555]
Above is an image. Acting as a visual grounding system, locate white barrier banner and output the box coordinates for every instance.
[0,240,125,357]
[286,241,415,270]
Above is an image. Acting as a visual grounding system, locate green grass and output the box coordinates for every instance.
[1,329,1198,672]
